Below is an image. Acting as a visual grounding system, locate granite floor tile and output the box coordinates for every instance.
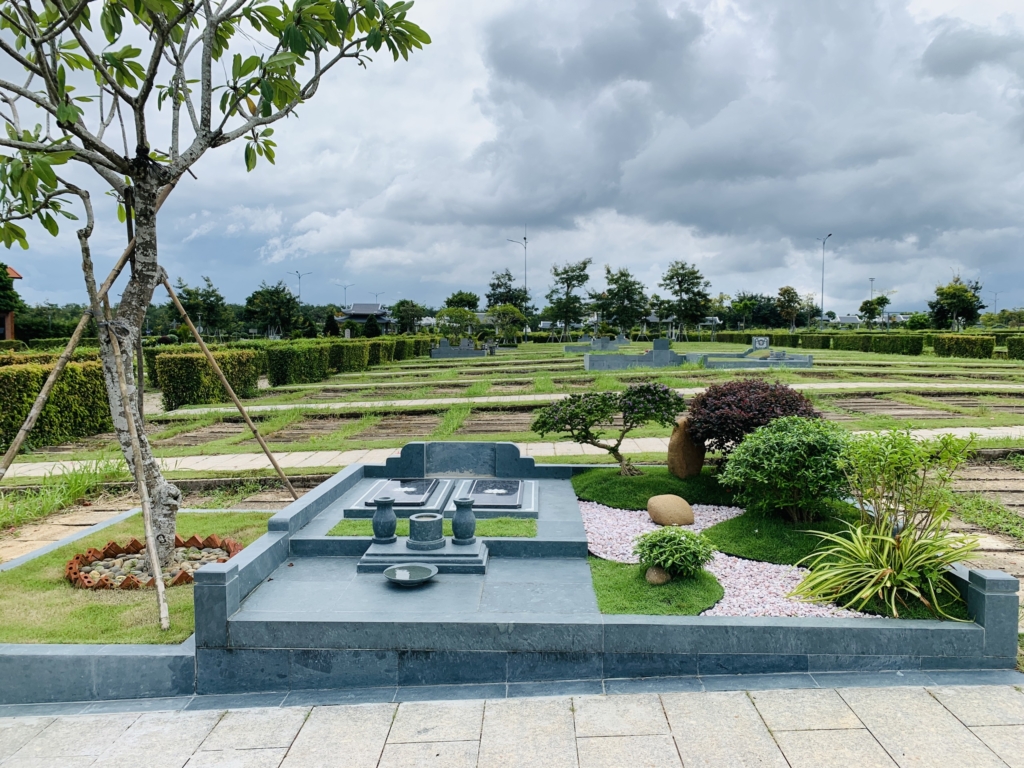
[12,714,138,758]
[576,735,682,768]
[572,694,669,737]
[388,700,484,743]
[840,687,1006,768]
[928,686,1024,726]
[774,729,897,768]
[477,698,577,768]
[603,677,703,696]
[184,749,288,768]
[811,671,934,689]
[394,684,506,703]
[97,711,221,767]
[506,680,603,698]
[0,757,97,768]
[84,697,192,714]
[661,691,788,768]
[279,703,397,768]
[970,726,1024,768]
[701,673,818,692]
[750,689,863,731]
[200,707,309,751]
[281,688,396,707]
[0,718,52,762]
[185,693,287,712]
[377,741,480,768]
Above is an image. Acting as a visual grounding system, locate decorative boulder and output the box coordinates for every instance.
[647,494,694,526]
[667,415,706,479]
[645,566,671,585]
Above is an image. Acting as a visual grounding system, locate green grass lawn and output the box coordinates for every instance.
[327,517,536,537]
[702,504,859,565]
[588,557,723,615]
[0,512,271,644]
[571,466,735,509]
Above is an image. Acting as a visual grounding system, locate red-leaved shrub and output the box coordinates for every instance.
[687,379,818,454]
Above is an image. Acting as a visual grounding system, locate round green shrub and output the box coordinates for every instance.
[719,416,849,523]
[632,528,715,578]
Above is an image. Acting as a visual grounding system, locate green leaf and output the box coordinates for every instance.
[333,1,350,30]
[244,143,257,171]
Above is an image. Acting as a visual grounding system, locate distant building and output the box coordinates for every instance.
[1,265,22,341]
[336,303,394,331]
[832,315,863,326]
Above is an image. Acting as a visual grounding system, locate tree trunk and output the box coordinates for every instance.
[97,178,181,566]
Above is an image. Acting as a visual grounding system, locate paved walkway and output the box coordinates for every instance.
[8,422,1024,479]
[2,685,1023,767]
[166,381,1024,417]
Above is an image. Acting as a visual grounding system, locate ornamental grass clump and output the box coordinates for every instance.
[790,430,978,619]
[719,416,850,523]
[687,378,818,456]
[633,527,715,579]
[531,383,685,475]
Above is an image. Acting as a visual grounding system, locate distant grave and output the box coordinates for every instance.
[430,338,488,359]
[565,335,623,353]
[700,336,813,369]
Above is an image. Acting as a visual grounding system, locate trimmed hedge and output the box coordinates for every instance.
[933,334,995,359]
[799,334,833,349]
[0,339,27,351]
[0,361,112,451]
[1007,336,1024,360]
[870,335,923,355]
[267,343,330,386]
[0,349,99,367]
[833,334,874,352]
[156,350,259,411]
[27,336,99,349]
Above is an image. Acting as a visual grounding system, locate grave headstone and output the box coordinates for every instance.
[653,338,670,351]
[344,329,351,339]
[438,338,451,348]
[752,336,770,350]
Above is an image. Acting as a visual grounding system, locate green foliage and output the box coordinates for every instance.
[390,299,424,333]
[633,527,715,578]
[444,290,480,311]
[266,343,330,386]
[0,362,112,452]
[776,286,802,331]
[0,349,98,367]
[929,276,986,329]
[1006,336,1024,360]
[323,312,340,337]
[487,303,527,342]
[571,466,735,509]
[906,312,931,330]
[486,268,533,314]
[659,261,711,328]
[363,314,382,338]
[870,335,924,355]
[172,277,234,335]
[719,416,850,523]
[27,336,97,349]
[156,350,259,411]
[545,258,591,333]
[588,558,723,615]
[832,334,874,352]
[0,261,25,310]
[0,339,26,350]
[703,504,858,565]
[242,281,301,337]
[950,491,1024,546]
[933,334,995,358]
[0,459,124,530]
[435,306,477,337]
[589,265,647,332]
[797,334,834,349]
[335,339,370,372]
[687,378,818,455]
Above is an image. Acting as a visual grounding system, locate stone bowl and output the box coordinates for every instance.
[383,563,438,587]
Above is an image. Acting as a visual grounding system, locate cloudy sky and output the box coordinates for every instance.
[13,0,1024,316]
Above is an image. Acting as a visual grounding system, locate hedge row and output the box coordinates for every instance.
[1007,336,1024,360]
[0,349,100,367]
[27,336,99,349]
[933,335,996,359]
[267,344,330,386]
[0,339,26,351]
[0,361,112,452]
[156,351,260,411]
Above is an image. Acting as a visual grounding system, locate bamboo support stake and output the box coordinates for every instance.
[0,182,176,481]
[163,278,299,500]
[103,301,170,629]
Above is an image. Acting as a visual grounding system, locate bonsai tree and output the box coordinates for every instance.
[531,383,685,475]
[687,379,818,457]
[486,303,526,344]
[435,307,476,339]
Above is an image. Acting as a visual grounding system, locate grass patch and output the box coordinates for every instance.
[327,517,536,538]
[588,557,723,615]
[432,404,471,438]
[857,590,970,621]
[192,480,268,509]
[533,375,556,394]
[951,491,1024,545]
[0,511,271,644]
[464,381,491,397]
[1,459,126,531]
[702,504,859,566]
[572,466,735,509]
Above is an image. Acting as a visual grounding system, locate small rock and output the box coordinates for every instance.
[647,494,694,526]
[645,566,671,585]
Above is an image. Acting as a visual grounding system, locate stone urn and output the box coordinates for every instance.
[451,497,477,545]
[407,512,445,551]
[667,415,706,479]
[371,497,397,544]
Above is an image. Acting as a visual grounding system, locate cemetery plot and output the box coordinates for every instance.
[356,412,443,439]
[258,416,362,443]
[820,396,958,421]
[455,409,538,435]
[921,395,1024,413]
[37,422,165,453]
[953,464,1024,514]
[152,422,248,447]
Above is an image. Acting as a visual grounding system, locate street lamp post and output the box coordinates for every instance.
[287,270,313,301]
[817,233,832,330]
[372,291,385,304]
[992,290,1003,316]
[507,225,528,295]
[332,281,354,308]
[869,277,875,300]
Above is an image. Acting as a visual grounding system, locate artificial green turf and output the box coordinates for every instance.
[571,466,735,509]
[0,512,272,644]
[702,505,859,566]
[588,557,723,615]
[326,517,536,538]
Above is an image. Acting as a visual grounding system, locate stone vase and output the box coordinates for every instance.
[371,497,397,544]
[451,497,477,545]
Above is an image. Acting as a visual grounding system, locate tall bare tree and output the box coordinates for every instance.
[0,0,429,565]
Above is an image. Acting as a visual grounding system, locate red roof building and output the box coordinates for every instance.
[1,265,21,341]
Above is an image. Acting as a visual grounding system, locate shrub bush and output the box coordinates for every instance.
[932,334,995,359]
[266,343,330,386]
[633,527,715,578]
[687,379,818,455]
[798,334,833,349]
[870,335,924,355]
[832,335,874,352]
[0,349,99,368]
[718,416,849,523]
[0,361,112,451]
[157,350,259,411]
[1006,336,1024,360]
[0,339,27,351]
[393,337,410,361]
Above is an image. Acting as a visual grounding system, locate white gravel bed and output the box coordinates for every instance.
[578,500,871,619]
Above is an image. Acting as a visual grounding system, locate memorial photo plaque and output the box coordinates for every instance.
[466,479,524,508]
[364,478,439,506]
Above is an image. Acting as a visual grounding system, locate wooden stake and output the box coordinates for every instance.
[162,278,299,500]
[103,299,170,630]
[0,182,176,482]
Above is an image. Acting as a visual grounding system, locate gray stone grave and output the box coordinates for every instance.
[430,337,487,359]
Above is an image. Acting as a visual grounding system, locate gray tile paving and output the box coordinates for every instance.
[928,685,1024,726]
[279,703,396,768]
[774,729,897,768]
[10,713,138,759]
[970,725,1024,768]
[185,749,288,768]
[377,741,479,768]
[750,688,863,731]
[387,700,484,743]
[96,711,221,768]
[0,718,52,763]
[572,694,668,737]
[576,734,682,768]
[199,707,309,751]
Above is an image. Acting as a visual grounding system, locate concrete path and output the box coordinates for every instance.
[2,686,1023,767]
[165,380,1024,417]
[9,423,1024,479]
